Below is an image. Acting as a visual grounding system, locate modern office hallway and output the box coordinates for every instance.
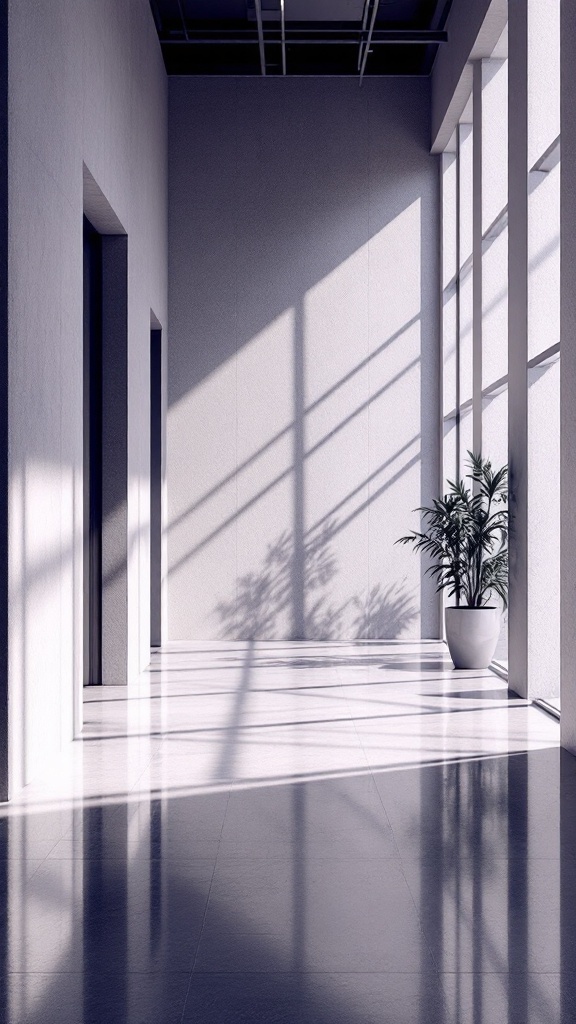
[2,641,574,1024]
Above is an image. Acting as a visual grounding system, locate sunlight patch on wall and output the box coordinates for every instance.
[368,199,422,343]
[9,459,67,789]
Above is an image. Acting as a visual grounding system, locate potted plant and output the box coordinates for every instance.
[396,453,509,669]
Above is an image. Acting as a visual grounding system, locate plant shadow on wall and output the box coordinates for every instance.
[215,518,417,641]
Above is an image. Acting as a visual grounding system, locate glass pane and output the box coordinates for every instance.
[482,388,508,472]
[482,226,508,389]
[443,416,457,486]
[527,357,560,701]
[482,59,508,233]
[458,123,473,268]
[528,162,560,362]
[459,270,473,407]
[442,153,458,418]
[459,406,473,476]
[528,0,560,170]
[482,387,509,665]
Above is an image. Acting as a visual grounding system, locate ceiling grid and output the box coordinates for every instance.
[150,0,452,76]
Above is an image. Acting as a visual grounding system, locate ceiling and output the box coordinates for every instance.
[149,0,453,77]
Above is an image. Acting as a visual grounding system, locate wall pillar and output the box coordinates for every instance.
[560,5,576,751]
[472,62,483,460]
[0,1,8,799]
[507,0,529,698]
[457,120,473,466]
[441,147,458,485]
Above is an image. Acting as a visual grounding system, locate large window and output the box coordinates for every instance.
[526,0,560,709]
[440,5,561,698]
[441,39,509,666]
[481,54,509,667]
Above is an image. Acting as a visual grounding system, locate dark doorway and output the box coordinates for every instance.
[150,326,162,648]
[83,217,103,686]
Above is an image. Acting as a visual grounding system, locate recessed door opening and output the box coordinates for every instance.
[82,206,129,693]
[83,216,103,686]
[150,324,163,649]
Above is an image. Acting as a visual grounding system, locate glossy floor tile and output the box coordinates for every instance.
[2,640,573,1022]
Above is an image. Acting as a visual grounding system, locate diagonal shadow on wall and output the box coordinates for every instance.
[168,77,440,641]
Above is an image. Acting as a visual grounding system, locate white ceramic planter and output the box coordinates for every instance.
[445,607,501,669]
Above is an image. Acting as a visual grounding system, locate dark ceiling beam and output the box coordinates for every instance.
[357,0,371,70]
[359,0,381,85]
[159,25,444,36]
[254,0,266,75]
[280,0,286,75]
[161,31,448,46]
[423,0,453,73]
[175,0,189,41]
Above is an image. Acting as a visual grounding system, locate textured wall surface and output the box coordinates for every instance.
[561,0,576,752]
[168,77,440,642]
[7,0,167,794]
[0,2,8,800]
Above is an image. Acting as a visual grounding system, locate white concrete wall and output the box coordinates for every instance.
[168,78,440,642]
[7,0,168,794]
[560,0,576,752]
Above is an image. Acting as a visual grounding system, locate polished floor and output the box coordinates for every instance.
[2,640,574,1023]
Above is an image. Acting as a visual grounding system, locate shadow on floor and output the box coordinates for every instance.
[1,747,576,1023]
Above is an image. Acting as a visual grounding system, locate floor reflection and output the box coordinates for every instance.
[1,641,572,1023]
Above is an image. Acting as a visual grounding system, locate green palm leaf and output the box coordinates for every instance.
[396,452,509,609]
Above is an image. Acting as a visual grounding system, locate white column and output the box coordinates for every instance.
[481,55,509,665]
[0,1,7,799]
[560,4,576,751]
[507,0,529,697]
[526,0,560,703]
[472,62,483,459]
[480,57,508,474]
[457,120,474,470]
[441,146,458,484]
[509,0,560,702]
